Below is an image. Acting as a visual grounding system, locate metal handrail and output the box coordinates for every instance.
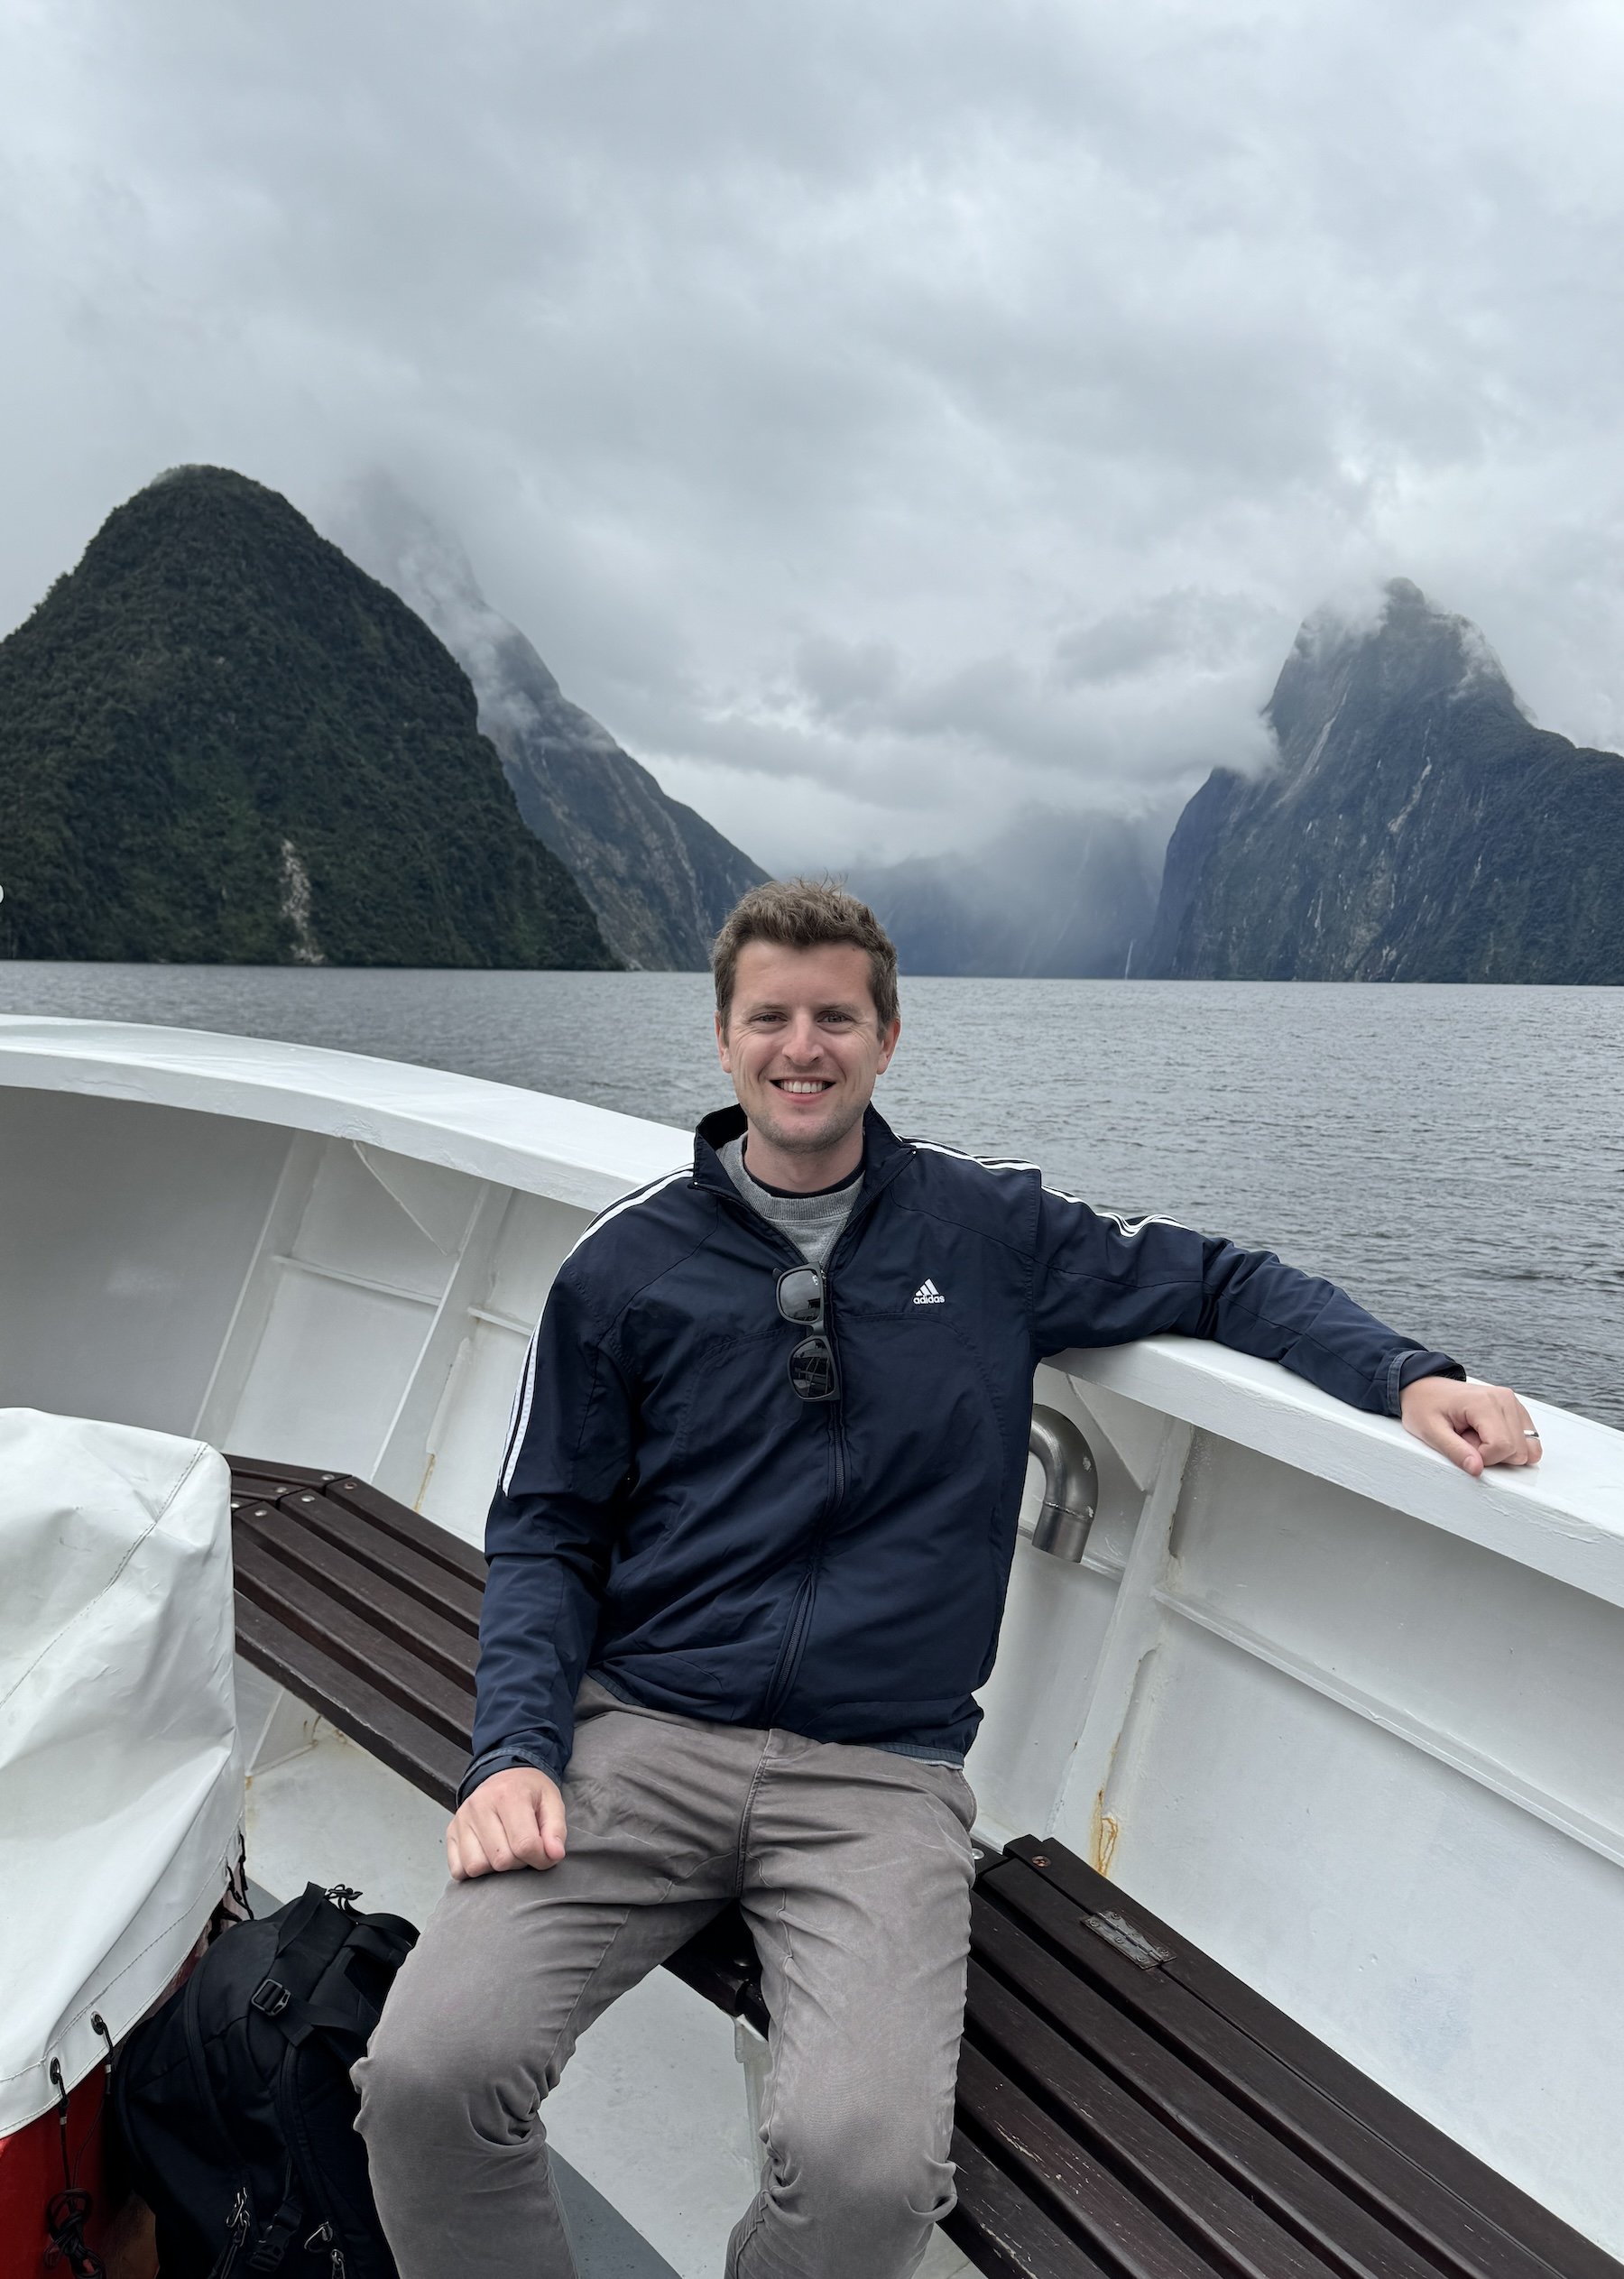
[1027,1405,1098,1563]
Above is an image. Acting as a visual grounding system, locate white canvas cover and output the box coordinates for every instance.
[0,1409,242,2134]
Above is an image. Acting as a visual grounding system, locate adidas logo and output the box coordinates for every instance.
[912,1278,946,1306]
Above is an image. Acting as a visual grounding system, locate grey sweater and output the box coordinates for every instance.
[717,1135,861,1269]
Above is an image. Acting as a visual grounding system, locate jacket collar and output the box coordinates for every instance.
[693,1102,913,1202]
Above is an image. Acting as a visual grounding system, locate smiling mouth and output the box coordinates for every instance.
[771,1078,834,1094]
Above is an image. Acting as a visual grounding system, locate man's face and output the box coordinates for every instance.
[716,941,900,1158]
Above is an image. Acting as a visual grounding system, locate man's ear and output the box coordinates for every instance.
[876,1017,901,1075]
[715,1009,734,1074]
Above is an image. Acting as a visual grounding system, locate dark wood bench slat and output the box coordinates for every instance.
[232,1478,306,1508]
[226,1454,339,1491]
[233,1528,475,1752]
[955,2042,1218,2279]
[235,1500,478,1690]
[981,1861,1556,2279]
[966,1960,1342,2279]
[323,1473,489,1588]
[226,1456,489,1589]
[970,1893,1441,2279]
[1009,1843,1615,2279]
[236,1595,465,1809]
[945,2128,1116,2279]
[264,1490,484,1637]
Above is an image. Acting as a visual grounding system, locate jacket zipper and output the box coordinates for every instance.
[706,1184,854,1727]
[700,1127,921,1724]
[761,1387,850,1723]
[754,1202,863,1727]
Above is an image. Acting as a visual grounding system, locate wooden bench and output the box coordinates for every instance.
[228,1458,1620,2279]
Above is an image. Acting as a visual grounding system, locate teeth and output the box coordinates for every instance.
[778,1080,829,1093]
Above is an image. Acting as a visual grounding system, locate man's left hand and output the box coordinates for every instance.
[1400,1376,1543,1474]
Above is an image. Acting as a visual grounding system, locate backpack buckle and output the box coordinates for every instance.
[250,1978,293,2017]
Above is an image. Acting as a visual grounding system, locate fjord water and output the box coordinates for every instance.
[4,965,1619,1431]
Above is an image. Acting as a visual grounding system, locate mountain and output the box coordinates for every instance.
[850,808,1160,978]
[0,468,615,968]
[1147,579,1624,983]
[339,486,767,968]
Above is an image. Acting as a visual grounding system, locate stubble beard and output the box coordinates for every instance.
[751,1087,865,1159]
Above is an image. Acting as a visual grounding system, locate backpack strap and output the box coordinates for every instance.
[249,1887,395,2060]
[271,1886,344,1965]
[246,1979,370,2061]
[342,1921,415,1970]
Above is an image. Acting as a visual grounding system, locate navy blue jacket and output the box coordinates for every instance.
[467,1104,1460,1793]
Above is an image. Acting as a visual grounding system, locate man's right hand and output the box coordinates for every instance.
[446,1766,567,1880]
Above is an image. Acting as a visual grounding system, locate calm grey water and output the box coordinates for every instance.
[4,964,1620,1431]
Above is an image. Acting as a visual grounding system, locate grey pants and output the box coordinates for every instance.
[353,1681,977,2279]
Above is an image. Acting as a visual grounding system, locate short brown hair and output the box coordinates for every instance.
[712,879,899,1033]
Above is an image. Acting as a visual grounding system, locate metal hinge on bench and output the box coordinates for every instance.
[1080,1909,1174,1971]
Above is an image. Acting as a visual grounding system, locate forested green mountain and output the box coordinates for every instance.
[0,467,615,966]
[1147,580,1624,983]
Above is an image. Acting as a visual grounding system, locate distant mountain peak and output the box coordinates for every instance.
[1269,578,1520,779]
[1147,578,1624,985]
[0,466,614,968]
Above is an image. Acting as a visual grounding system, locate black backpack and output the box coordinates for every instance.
[111,1883,417,2278]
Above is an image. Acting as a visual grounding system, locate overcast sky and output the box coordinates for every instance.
[4,1,1623,867]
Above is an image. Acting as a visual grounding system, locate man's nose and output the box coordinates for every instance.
[780,1015,826,1062]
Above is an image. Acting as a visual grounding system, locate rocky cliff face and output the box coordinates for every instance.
[0,468,614,968]
[1148,579,1624,983]
[345,490,766,969]
[850,808,1159,978]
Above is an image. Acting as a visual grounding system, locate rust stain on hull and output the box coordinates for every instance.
[1090,1790,1121,1878]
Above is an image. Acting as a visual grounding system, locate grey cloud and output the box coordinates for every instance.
[793,637,902,723]
[1055,593,1278,687]
[3,0,1624,872]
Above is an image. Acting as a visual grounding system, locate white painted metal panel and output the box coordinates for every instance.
[481,1189,595,1326]
[1096,1620,1624,2256]
[1167,1435,1624,1850]
[415,1316,539,1547]
[224,1266,440,1479]
[0,1088,289,1434]
[291,1140,469,1297]
[967,1554,1118,1845]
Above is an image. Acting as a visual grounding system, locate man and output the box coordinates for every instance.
[356,880,1541,2279]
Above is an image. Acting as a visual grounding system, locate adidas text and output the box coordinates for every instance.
[912,1279,946,1306]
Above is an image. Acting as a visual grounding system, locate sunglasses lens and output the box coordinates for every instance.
[778,1267,825,1326]
[789,1335,839,1401]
